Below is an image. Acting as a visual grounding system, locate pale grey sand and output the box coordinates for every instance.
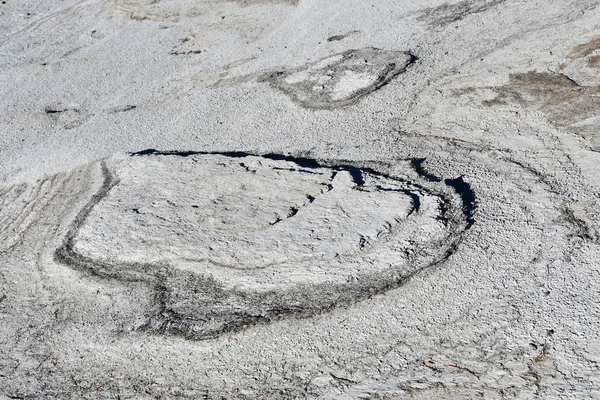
[1,0,600,398]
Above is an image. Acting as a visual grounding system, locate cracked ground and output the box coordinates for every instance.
[1,0,600,398]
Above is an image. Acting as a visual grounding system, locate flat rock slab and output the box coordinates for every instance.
[263,48,414,109]
[54,152,467,339]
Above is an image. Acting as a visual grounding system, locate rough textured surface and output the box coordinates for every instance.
[477,71,600,151]
[1,0,600,398]
[418,0,506,26]
[53,152,468,339]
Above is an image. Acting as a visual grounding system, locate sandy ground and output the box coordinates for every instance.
[1,0,600,398]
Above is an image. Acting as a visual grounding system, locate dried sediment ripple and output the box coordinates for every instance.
[263,48,415,109]
[52,151,470,339]
[0,173,78,253]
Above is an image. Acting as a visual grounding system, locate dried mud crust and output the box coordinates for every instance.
[53,151,472,340]
[262,48,416,110]
[0,141,592,398]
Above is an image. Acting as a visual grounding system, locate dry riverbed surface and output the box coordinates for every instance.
[1,0,600,398]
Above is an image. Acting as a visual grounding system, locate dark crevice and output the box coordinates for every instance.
[271,166,324,175]
[44,107,71,114]
[330,373,358,384]
[436,199,450,227]
[375,185,421,214]
[269,194,320,226]
[410,158,441,182]
[411,158,476,228]
[269,206,299,226]
[358,235,370,250]
[170,50,202,55]
[299,168,322,174]
[400,189,421,215]
[111,105,137,113]
[346,167,365,186]
[327,35,347,42]
[261,152,326,169]
[238,162,254,172]
[287,206,300,219]
[444,177,477,228]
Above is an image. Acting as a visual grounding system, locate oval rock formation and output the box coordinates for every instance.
[54,151,470,339]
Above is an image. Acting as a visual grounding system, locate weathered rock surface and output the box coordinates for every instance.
[53,152,467,339]
[1,0,600,398]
